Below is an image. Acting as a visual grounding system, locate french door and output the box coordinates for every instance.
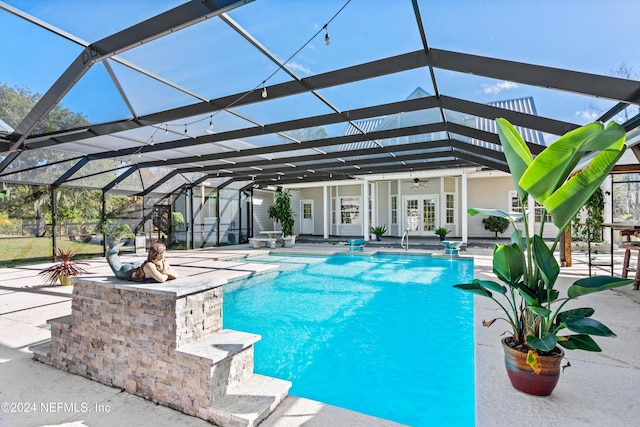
[404,195,438,236]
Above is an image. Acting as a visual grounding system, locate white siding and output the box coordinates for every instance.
[252,190,274,235]
[467,176,558,239]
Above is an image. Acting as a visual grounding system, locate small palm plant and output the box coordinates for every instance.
[39,248,89,286]
[369,225,387,240]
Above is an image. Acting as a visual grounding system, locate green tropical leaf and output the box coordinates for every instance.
[496,118,532,202]
[556,307,595,324]
[526,333,558,352]
[557,334,602,352]
[492,244,524,285]
[527,304,551,317]
[547,289,560,302]
[567,276,635,298]
[453,282,493,298]
[531,235,559,287]
[510,228,524,249]
[514,282,539,307]
[467,208,523,222]
[564,316,616,337]
[545,146,626,231]
[473,279,507,294]
[520,122,612,203]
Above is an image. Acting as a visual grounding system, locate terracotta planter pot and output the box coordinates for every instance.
[502,337,564,396]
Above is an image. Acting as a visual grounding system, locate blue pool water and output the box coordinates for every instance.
[222,253,475,426]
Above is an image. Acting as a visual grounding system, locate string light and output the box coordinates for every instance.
[126,1,350,177]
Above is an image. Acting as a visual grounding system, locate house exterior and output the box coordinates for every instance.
[251,89,558,243]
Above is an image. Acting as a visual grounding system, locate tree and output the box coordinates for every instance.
[0,84,94,236]
[483,215,509,239]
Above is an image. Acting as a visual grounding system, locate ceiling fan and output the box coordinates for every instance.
[405,177,429,189]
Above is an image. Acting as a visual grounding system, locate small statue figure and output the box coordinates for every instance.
[106,242,178,283]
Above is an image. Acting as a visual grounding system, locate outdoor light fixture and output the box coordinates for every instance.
[209,115,213,130]
[261,82,267,98]
[324,25,330,45]
[184,124,188,135]
[164,125,168,135]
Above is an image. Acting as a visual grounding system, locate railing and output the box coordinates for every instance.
[401,229,409,251]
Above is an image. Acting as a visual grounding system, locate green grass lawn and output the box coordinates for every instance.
[0,237,104,267]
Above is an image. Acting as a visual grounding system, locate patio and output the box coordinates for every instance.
[0,2,639,425]
[1,244,638,426]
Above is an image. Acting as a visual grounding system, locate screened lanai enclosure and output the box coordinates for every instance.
[1,0,639,264]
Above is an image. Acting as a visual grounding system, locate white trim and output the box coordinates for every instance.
[323,185,329,239]
[461,172,468,244]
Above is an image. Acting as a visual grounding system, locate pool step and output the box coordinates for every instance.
[205,374,291,427]
[176,329,261,397]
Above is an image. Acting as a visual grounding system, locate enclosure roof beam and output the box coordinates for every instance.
[9,0,251,150]
[136,170,180,197]
[103,165,138,192]
[427,48,640,105]
[52,157,90,186]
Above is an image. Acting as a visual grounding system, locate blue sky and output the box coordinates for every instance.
[1,0,638,134]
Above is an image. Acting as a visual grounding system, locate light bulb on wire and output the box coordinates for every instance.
[324,25,330,45]
[261,82,268,98]
[209,116,213,130]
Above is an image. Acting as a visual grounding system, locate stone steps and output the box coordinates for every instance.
[30,277,289,426]
[205,374,291,427]
[176,329,261,396]
[178,329,291,426]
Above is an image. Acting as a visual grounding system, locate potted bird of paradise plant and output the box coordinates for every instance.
[453,118,633,396]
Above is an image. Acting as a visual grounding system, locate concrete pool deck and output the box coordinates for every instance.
[1,244,638,426]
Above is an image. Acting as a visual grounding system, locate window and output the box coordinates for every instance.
[391,195,398,225]
[203,190,217,219]
[508,191,551,222]
[509,191,523,216]
[340,197,360,224]
[331,198,336,224]
[445,193,455,224]
[303,203,312,219]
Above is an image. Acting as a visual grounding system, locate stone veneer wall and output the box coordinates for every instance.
[44,277,254,417]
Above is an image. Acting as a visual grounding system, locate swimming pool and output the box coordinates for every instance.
[222,253,475,426]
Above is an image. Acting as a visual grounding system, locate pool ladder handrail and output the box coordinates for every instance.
[401,229,409,251]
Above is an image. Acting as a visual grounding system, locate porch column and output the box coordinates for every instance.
[323,184,329,239]
[363,179,370,241]
[461,172,468,244]
[371,182,377,233]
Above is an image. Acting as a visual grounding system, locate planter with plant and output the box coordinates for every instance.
[434,226,451,241]
[369,225,387,241]
[268,189,296,247]
[39,248,89,286]
[453,118,633,396]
